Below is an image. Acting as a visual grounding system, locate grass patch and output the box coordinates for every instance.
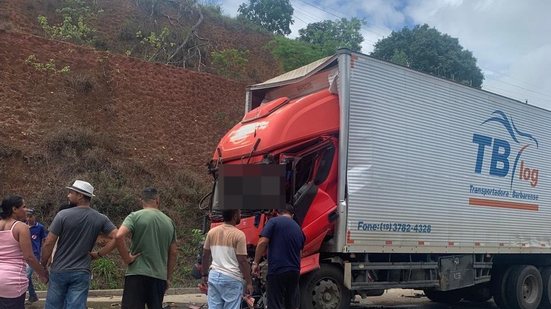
[65,71,95,94]
[91,257,124,289]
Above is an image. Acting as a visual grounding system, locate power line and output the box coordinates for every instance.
[295,0,390,36]
[290,0,550,102]
[293,6,322,23]
[294,0,343,20]
[484,84,550,104]
[291,0,384,45]
[489,76,551,98]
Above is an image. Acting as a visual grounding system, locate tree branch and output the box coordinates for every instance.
[168,5,204,62]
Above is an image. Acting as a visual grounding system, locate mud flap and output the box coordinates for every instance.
[439,255,475,291]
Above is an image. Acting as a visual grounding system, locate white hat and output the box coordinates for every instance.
[66,180,95,197]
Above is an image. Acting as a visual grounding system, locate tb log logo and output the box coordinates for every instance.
[472,110,539,188]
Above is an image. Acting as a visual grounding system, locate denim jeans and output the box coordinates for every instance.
[45,271,91,309]
[207,270,243,309]
[26,264,37,299]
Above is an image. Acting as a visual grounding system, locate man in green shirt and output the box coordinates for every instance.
[115,187,177,309]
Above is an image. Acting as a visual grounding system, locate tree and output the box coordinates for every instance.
[238,0,294,35]
[371,24,484,88]
[268,36,326,72]
[298,18,364,56]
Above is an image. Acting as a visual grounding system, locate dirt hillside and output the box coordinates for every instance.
[0,29,245,194]
[0,0,281,287]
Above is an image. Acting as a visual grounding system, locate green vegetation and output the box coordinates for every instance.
[37,0,100,44]
[136,26,175,61]
[91,257,123,289]
[298,18,364,55]
[25,55,70,74]
[211,48,249,79]
[238,0,294,35]
[371,24,484,87]
[267,36,325,71]
[173,228,204,286]
[262,16,365,71]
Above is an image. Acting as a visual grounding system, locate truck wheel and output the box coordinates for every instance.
[537,267,551,309]
[300,264,351,309]
[423,289,462,304]
[464,283,492,302]
[506,265,542,309]
[493,266,514,309]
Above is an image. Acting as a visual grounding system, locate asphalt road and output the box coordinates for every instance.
[352,289,498,309]
[25,289,500,309]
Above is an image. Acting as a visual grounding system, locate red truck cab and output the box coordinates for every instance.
[207,88,340,267]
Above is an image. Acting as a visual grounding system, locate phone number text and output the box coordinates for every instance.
[357,221,432,233]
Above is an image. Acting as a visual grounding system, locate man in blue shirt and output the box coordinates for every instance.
[252,206,305,309]
[25,208,48,304]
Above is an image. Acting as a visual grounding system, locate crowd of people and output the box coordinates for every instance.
[0,179,305,309]
[0,180,176,309]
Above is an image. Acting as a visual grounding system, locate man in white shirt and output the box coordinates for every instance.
[201,209,253,309]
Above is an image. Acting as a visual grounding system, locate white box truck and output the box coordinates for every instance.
[202,49,551,309]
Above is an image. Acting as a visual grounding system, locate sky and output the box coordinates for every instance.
[212,0,551,111]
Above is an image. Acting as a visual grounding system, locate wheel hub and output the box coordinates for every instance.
[312,279,341,309]
[523,275,538,303]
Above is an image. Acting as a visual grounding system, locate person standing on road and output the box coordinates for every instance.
[41,180,117,309]
[114,187,177,309]
[252,206,305,309]
[25,208,48,304]
[202,209,253,309]
[0,196,48,309]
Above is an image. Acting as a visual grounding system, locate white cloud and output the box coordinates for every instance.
[217,0,551,109]
[214,0,241,16]
[403,0,551,109]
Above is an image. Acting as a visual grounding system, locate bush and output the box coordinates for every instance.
[65,71,95,94]
[44,127,119,159]
[93,38,109,50]
[37,0,100,44]
[25,55,70,75]
[210,48,249,79]
[119,22,138,42]
[45,128,99,157]
[136,26,175,62]
[267,36,325,72]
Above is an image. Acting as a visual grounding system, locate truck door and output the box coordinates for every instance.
[286,138,338,255]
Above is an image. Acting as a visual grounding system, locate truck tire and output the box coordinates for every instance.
[506,265,542,309]
[493,266,514,309]
[423,289,462,304]
[537,267,551,309]
[464,283,492,302]
[299,264,351,309]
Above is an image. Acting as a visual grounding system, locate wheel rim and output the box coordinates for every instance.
[312,278,341,309]
[523,274,539,304]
